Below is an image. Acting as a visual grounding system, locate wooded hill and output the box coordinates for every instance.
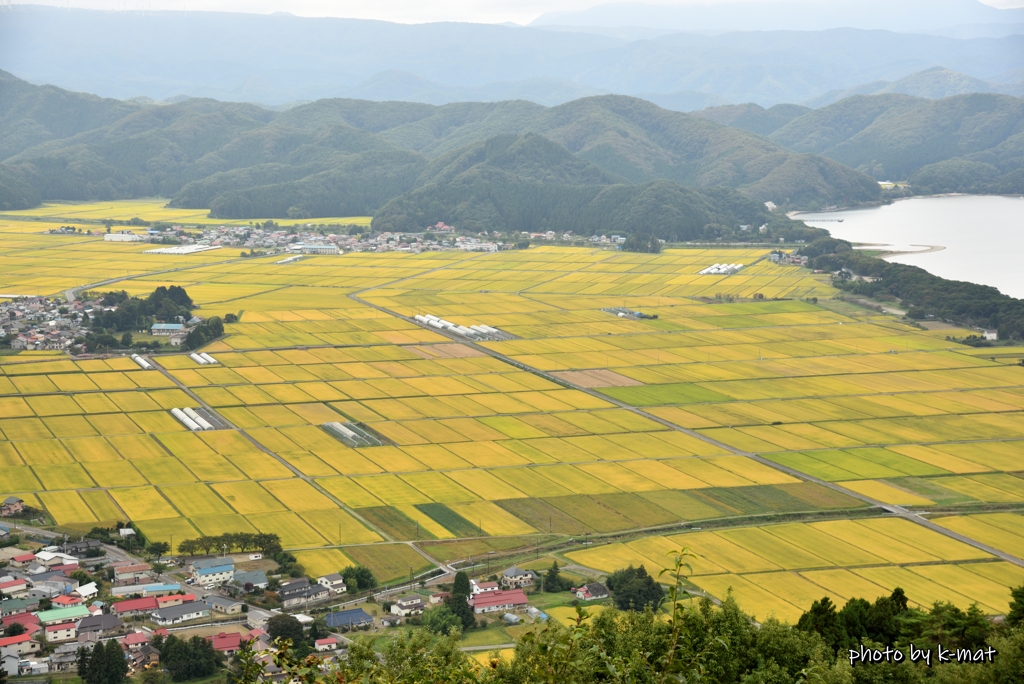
[0,70,879,233]
[698,91,1024,194]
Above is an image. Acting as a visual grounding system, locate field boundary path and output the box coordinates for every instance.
[63,254,248,302]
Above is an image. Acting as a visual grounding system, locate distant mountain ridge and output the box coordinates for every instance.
[532,0,1024,33]
[2,6,1022,108]
[697,90,1024,195]
[805,67,1024,108]
[0,70,881,226]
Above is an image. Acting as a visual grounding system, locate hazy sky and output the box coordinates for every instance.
[11,0,1024,25]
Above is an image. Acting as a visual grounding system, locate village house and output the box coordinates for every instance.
[77,614,124,639]
[63,540,104,559]
[315,637,338,652]
[470,580,500,594]
[324,608,372,631]
[49,643,80,672]
[36,606,90,626]
[0,497,23,517]
[316,573,347,594]
[9,553,35,568]
[207,595,244,615]
[0,634,39,656]
[129,644,160,671]
[191,558,234,587]
[120,632,149,652]
[152,601,210,626]
[44,623,77,643]
[113,597,159,619]
[207,632,245,657]
[500,566,536,589]
[233,569,269,591]
[573,583,610,601]
[280,583,329,609]
[1,613,41,638]
[390,596,425,617]
[0,597,38,617]
[114,563,153,585]
[468,589,529,614]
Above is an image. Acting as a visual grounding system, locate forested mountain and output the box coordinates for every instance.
[371,133,780,239]
[0,71,881,222]
[692,103,812,136]
[765,92,1024,192]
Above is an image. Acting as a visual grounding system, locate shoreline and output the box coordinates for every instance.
[789,192,1024,219]
[853,243,947,259]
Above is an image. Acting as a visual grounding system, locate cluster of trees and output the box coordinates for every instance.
[265,614,327,657]
[176,532,282,557]
[606,565,665,611]
[181,316,224,352]
[76,641,128,684]
[88,286,193,333]
[422,570,478,636]
[341,564,378,592]
[155,635,223,682]
[621,234,661,253]
[814,247,1024,339]
[543,561,575,593]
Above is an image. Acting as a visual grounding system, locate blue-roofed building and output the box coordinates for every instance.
[325,608,373,630]
[194,564,233,587]
[109,583,180,597]
[0,524,9,538]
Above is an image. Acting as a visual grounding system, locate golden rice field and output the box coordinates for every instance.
[2,208,1023,607]
[567,517,1024,620]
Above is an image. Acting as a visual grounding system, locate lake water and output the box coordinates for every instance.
[796,195,1024,298]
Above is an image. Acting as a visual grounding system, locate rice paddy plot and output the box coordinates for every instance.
[247,511,328,548]
[191,514,258,537]
[342,543,434,583]
[300,508,382,545]
[39,490,96,525]
[292,548,353,578]
[448,500,537,535]
[110,487,180,521]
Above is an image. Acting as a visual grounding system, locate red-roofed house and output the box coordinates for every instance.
[152,628,170,637]
[1,610,39,626]
[156,594,187,609]
[2,613,40,634]
[207,632,243,656]
[0,633,39,655]
[52,595,83,607]
[0,579,28,597]
[45,623,77,643]
[50,563,80,574]
[10,553,36,567]
[113,597,158,618]
[468,589,528,614]
[315,638,338,652]
[120,632,149,651]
